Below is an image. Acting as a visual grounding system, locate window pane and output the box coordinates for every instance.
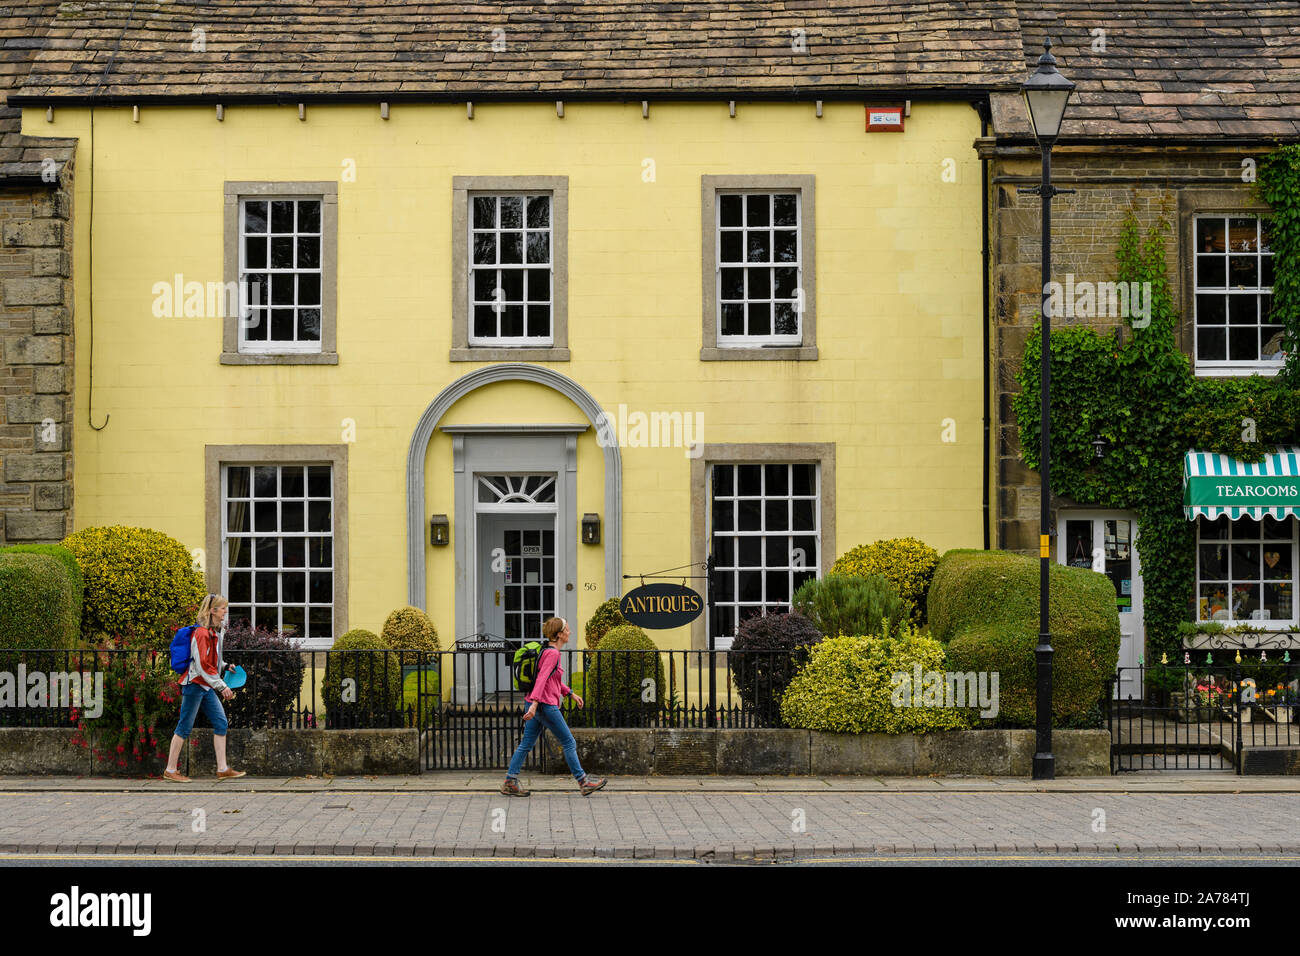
[228,537,250,568]
[1198,256,1226,288]
[773,194,797,226]
[748,268,770,299]
[765,499,788,531]
[775,304,798,335]
[1198,218,1224,252]
[282,572,306,604]
[307,466,330,497]
[228,572,251,604]
[791,465,815,496]
[473,233,496,265]
[297,201,320,232]
[746,195,769,227]
[1199,543,1227,579]
[746,232,770,263]
[713,465,733,496]
[1197,294,1226,324]
[244,201,267,233]
[526,195,550,228]
[500,196,523,228]
[720,231,743,263]
[254,466,277,497]
[526,231,550,264]
[526,304,550,338]
[281,500,304,533]
[738,499,761,531]
[526,269,550,302]
[473,196,496,229]
[500,233,523,265]
[792,499,815,531]
[308,500,331,532]
[474,305,496,338]
[255,500,277,532]
[227,501,250,533]
[774,267,798,299]
[271,200,294,233]
[719,195,742,227]
[1197,326,1226,361]
[245,237,267,269]
[737,466,762,496]
[283,538,305,568]
[775,230,798,263]
[747,302,771,336]
[271,236,294,269]
[502,305,524,337]
[1228,326,1257,362]
[298,273,321,306]
[721,268,744,300]
[297,236,320,269]
[308,537,331,568]
[764,464,788,495]
[720,304,744,336]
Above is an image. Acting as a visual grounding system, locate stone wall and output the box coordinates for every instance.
[982,143,1264,552]
[0,162,73,544]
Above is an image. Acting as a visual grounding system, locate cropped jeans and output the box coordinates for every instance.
[174,682,229,738]
[505,703,586,782]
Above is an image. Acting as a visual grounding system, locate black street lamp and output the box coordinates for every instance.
[1021,39,1075,781]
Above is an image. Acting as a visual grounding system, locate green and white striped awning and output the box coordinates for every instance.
[1183,447,1300,520]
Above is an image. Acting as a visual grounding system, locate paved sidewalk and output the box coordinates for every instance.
[0,771,1297,793]
[0,774,1299,860]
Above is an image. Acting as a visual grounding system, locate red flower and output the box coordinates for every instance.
[115,744,124,753]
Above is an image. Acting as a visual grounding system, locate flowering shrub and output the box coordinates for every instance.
[71,649,180,771]
[61,526,204,649]
[1193,682,1227,707]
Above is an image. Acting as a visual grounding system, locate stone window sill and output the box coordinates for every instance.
[700,346,819,362]
[220,352,339,366]
[449,347,571,362]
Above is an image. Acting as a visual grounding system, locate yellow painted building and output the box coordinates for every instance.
[12,6,1011,678]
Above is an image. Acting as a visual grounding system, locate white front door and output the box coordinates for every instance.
[1057,511,1144,700]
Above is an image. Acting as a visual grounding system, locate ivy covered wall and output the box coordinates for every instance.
[1012,144,1300,665]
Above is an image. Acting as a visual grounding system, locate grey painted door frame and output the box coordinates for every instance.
[404,364,623,611]
[446,427,582,657]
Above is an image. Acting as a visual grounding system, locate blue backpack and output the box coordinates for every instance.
[169,625,198,675]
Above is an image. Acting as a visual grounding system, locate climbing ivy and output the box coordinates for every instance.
[1013,144,1300,677]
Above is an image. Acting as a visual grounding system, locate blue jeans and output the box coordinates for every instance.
[174,682,229,738]
[505,703,586,781]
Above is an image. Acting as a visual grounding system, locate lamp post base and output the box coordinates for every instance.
[1033,753,1055,780]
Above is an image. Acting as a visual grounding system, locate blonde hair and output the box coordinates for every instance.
[542,617,567,643]
[196,594,229,629]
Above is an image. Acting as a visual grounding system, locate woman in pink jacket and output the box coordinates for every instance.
[501,616,606,796]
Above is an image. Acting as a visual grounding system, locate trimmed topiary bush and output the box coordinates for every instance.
[322,628,405,727]
[831,537,940,626]
[929,549,1121,726]
[792,573,906,638]
[584,598,626,649]
[381,606,440,657]
[0,552,80,651]
[61,525,204,649]
[221,622,308,729]
[586,624,665,720]
[0,544,83,637]
[779,626,975,734]
[728,612,822,723]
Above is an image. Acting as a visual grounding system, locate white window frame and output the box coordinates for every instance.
[238,195,325,355]
[708,461,822,643]
[1195,515,1299,627]
[467,192,555,348]
[1192,213,1281,377]
[222,462,336,640]
[714,190,804,348]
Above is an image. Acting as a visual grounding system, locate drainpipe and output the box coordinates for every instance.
[978,103,992,551]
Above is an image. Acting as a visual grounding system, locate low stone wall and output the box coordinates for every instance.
[0,728,419,776]
[542,728,1112,776]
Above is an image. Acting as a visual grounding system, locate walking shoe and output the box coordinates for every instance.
[579,775,607,796]
[163,770,190,783]
[216,768,246,779]
[500,778,529,797]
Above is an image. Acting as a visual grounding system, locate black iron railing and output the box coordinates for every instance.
[1106,663,1300,773]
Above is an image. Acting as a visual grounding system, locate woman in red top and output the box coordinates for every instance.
[163,594,246,782]
[501,617,606,796]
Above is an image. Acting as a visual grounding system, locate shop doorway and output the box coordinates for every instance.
[477,512,557,697]
[1057,511,1144,700]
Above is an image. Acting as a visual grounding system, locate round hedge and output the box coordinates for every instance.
[792,573,906,639]
[831,537,940,626]
[930,549,1121,726]
[61,525,204,649]
[221,622,307,729]
[0,553,80,651]
[584,598,625,649]
[0,544,83,636]
[381,606,440,657]
[728,612,822,722]
[586,624,665,718]
[322,628,404,726]
[779,628,974,734]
